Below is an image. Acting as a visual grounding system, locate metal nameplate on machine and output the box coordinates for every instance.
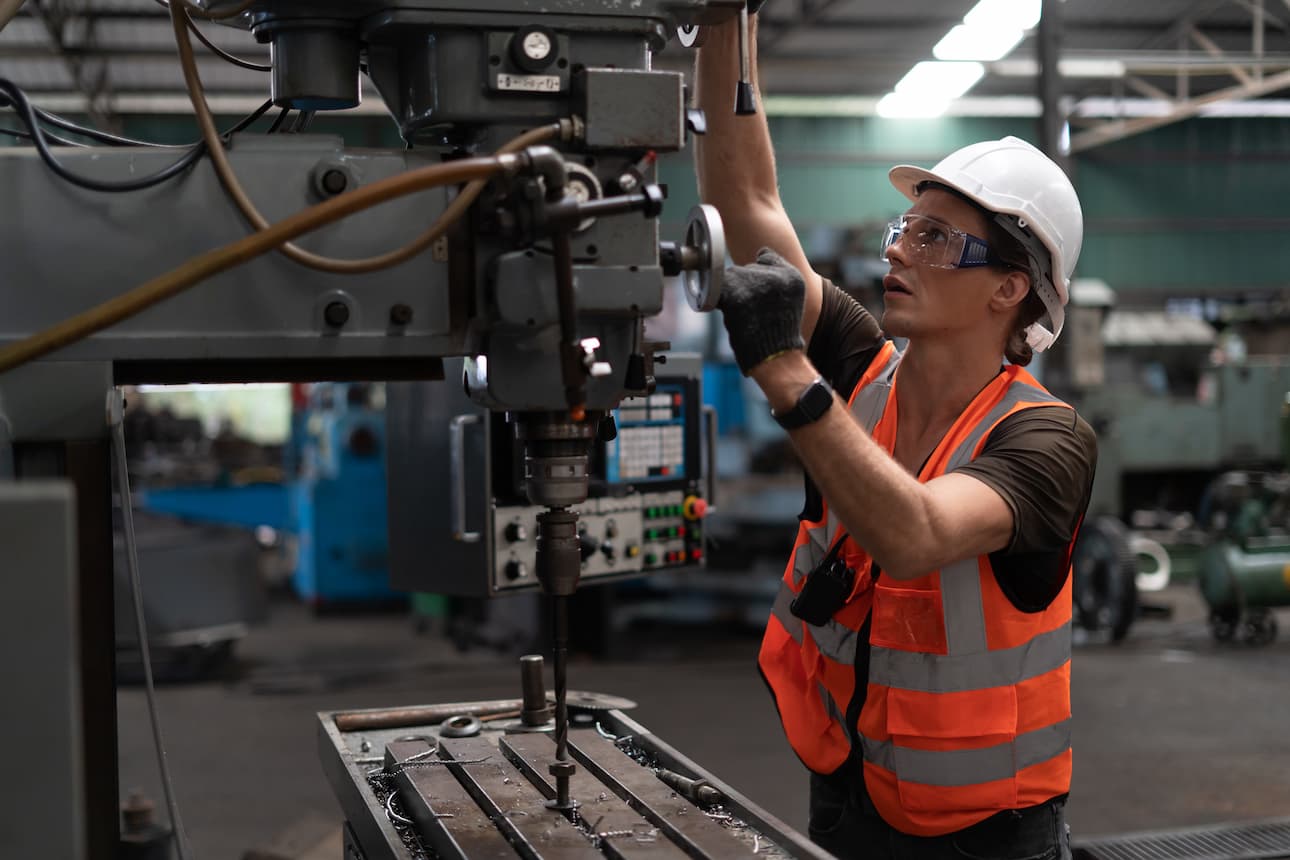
[385,354,714,596]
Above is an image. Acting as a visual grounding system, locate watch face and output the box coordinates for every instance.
[803,380,833,419]
[775,378,833,429]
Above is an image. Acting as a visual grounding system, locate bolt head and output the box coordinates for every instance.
[549,760,577,778]
[389,304,414,326]
[324,301,350,328]
[321,168,348,195]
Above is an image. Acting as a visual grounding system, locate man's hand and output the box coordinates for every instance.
[718,248,806,375]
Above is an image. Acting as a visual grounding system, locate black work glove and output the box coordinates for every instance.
[718,248,806,375]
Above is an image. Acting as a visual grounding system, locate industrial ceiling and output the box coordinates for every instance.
[2,0,1289,145]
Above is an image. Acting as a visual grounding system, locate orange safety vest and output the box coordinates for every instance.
[758,342,1075,837]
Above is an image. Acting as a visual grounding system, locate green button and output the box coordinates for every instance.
[647,506,659,519]
[672,505,683,516]
[645,553,658,565]
[668,526,679,538]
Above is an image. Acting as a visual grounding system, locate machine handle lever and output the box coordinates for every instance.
[449,413,483,543]
[703,404,719,511]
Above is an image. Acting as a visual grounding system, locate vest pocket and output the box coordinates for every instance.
[886,685,1019,813]
[871,584,946,653]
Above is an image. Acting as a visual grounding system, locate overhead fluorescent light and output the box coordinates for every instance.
[991,58,1128,78]
[876,92,951,118]
[895,61,986,100]
[934,24,1025,62]
[964,0,1042,32]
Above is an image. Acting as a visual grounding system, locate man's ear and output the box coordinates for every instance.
[990,270,1031,314]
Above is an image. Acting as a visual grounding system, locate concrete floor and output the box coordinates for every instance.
[117,584,1290,859]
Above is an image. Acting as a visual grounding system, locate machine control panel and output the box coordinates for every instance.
[387,354,712,596]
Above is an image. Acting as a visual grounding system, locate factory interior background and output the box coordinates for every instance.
[5,0,1290,858]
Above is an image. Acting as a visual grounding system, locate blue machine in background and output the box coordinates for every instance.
[288,382,403,606]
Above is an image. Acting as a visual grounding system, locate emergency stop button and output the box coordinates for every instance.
[682,495,708,521]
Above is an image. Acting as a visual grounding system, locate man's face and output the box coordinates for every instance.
[880,188,1006,342]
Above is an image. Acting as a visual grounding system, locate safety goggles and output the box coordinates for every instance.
[880,213,1011,270]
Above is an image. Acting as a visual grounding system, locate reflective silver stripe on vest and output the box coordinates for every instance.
[772,580,804,644]
[818,681,846,724]
[819,348,902,552]
[870,622,1071,693]
[772,581,861,663]
[937,377,1066,657]
[862,719,1072,787]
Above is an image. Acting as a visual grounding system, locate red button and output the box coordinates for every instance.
[673,394,682,406]
[677,526,687,538]
[691,548,703,561]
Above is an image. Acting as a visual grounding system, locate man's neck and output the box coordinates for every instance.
[895,336,1006,437]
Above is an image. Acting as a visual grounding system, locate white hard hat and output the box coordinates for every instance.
[888,136,1084,352]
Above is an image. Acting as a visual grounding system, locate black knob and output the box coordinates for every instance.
[578,529,597,561]
[505,522,528,543]
[504,560,528,580]
[510,26,558,73]
[600,541,615,561]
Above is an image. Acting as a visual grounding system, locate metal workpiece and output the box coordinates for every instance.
[520,655,556,727]
[319,695,829,860]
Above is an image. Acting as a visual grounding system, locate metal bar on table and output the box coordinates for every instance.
[335,699,526,732]
[437,735,603,860]
[499,733,691,860]
[386,739,515,860]
[565,730,755,860]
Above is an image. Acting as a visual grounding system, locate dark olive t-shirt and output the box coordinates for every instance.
[804,280,1098,611]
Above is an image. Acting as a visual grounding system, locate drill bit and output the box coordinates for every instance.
[548,593,577,809]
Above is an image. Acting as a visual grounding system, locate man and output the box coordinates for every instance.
[695,8,1097,860]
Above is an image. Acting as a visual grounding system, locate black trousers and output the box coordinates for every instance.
[808,769,1072,860]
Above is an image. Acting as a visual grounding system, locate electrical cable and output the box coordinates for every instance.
[169,2,565,274]
[27,104,185,148]
[151,0,271,71]
[0,154,509,373]
[108,390,194,860]
[0,81,272,193]
[0,0,24,33]
[289,109,315,134]
[0,124,86,147]
[266,106,291,133]
[169,0,256,21]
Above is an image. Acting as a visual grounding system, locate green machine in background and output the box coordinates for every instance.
[1195,470,1290,645]
[1056,280,1290,643]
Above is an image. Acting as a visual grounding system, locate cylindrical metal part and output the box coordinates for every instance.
[519,655,553,726]
[334,699,524,732]
[269,24,361,110]
[514,414,596,508]
[536,509,582,597]
[1201,541,1290,609]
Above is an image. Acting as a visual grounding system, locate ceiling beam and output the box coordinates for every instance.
[1069,66,1290,152]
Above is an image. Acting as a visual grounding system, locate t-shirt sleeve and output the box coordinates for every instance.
[953,406,1099,611]
[807,279,886,393]
[955,407,1098,554]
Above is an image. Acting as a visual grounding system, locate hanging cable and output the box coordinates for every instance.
[0,154,511,373]
[0,81,272,193]
[151,0,271,71]
[169,2,565,274]
[108,390,195,860]
[169,0,256,21]
[266,106,291,133]
[0,0,24,33]
[0,124,87,147]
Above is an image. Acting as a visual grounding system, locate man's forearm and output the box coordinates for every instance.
[751,353,942,578]
[694,15,782,263]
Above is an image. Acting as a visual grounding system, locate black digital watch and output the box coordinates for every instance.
[771,377,834,430]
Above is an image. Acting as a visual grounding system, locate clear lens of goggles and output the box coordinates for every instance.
[880,214,994,270]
